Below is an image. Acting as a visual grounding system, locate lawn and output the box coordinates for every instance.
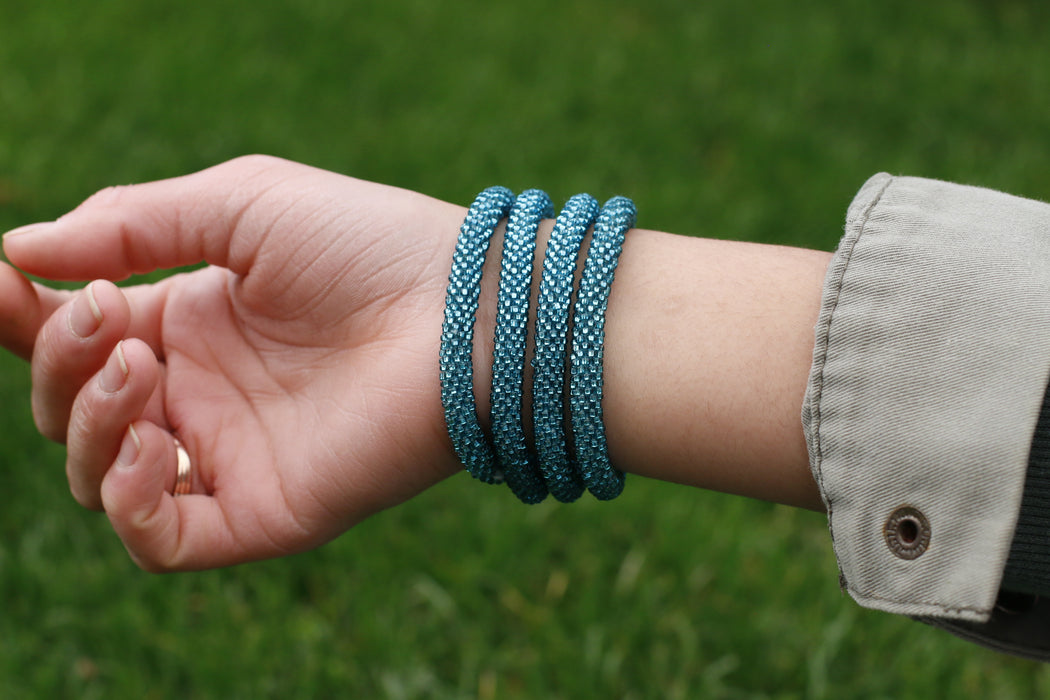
[2,0,1050,697]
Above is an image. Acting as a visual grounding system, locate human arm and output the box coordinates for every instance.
[0,155,827,573]
[9,156,1050,659]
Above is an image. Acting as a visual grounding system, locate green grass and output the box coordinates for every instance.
[2,0,1050,696]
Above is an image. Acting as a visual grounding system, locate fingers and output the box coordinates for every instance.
[0,260,172,363]
[2,154,305,281]
[31,280,131,442]
[65,338,160,510]
[101,421,258,572]
[0,261,71,361]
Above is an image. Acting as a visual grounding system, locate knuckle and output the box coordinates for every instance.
[228,153,285,173]
[67,480,103,511]
[28,316,88,445]
[129,551,170,574]
[127,536,182,573]
[120,510,182,574]
[64,411,91,451]
[31,397,67,444]
[79,185,131,213]
[65,387,108,452]
[66,454,98,507]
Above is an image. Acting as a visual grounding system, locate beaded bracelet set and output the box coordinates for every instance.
[440,187,636,504]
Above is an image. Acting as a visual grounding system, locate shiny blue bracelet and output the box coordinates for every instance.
[440,186,515,484]
[532,193,600,503]
[491,189,553,504]
[570,196,637,500]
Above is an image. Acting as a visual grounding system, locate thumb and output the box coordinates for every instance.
[2,155,299,281]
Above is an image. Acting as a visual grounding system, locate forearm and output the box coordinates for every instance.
[469,212,829,511]
[604,231,828,510]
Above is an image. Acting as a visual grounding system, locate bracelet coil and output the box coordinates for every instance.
[440,186,515,484]
[569,196,636,500]
[491,189,553,503]
[532,193,600,502]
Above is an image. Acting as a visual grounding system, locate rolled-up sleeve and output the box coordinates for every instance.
[802,173,1050,658]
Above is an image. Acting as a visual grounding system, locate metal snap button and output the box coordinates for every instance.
[884,506,930,560]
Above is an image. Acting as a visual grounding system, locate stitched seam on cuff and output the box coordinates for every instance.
[817,175,995,620]
[810,175,894,560]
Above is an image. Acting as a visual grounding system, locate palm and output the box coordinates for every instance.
[150,224,454,553]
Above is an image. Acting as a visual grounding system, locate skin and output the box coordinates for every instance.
[0,155,829,573]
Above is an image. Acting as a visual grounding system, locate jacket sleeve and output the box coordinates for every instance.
[802,173,1050,660]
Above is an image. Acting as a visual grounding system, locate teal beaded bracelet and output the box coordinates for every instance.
[491,190,554,504]
[532,193,600,503]
[440,186,515,485]
[570,196,637,500]
[442,187,636,503]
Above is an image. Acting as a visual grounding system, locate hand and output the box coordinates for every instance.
[0,155,468,571]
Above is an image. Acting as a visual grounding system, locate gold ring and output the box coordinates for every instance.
[173,437,192,496]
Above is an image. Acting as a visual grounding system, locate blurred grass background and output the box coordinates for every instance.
[2,0,1050,697]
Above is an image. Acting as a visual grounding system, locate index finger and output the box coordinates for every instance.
[1,154,309,282]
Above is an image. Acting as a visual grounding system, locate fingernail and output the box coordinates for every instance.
[69,282,104,339]
[99,341,129,393]
[3,223,51,239]
[117,425,142,467]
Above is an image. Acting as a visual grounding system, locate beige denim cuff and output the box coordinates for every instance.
[803,173,1050,626]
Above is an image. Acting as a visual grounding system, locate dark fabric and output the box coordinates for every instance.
[1002,378,1050,596]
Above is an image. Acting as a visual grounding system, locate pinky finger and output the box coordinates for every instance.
[100,421,241,572]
